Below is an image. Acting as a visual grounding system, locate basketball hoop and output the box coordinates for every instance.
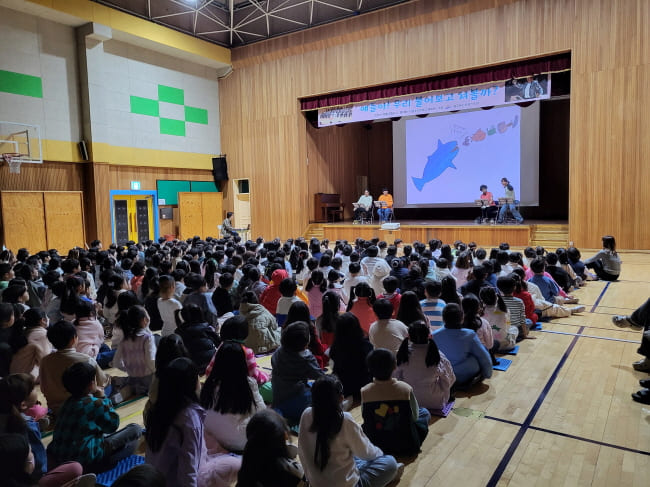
[2,153,22,174]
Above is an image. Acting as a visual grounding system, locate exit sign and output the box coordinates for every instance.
[131,181,141,190]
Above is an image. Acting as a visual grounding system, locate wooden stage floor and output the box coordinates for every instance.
[315,219,569,248]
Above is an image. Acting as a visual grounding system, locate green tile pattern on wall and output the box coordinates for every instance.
[130,84,208,136]
[0,70,43,98]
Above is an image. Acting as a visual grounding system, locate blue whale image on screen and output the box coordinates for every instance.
[412,139,459,191]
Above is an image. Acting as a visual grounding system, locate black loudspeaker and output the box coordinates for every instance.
[212,156,228,181]
[78,140,89,161]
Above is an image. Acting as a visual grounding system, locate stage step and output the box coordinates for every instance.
[303,223,325,241]
[530,224,569,248]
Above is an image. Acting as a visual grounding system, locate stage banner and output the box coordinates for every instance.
[317,74,550,127]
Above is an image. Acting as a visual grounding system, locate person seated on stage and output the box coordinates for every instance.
[377,188,394,223]
[479,185,498,221]
[221,211,238,238]
[497,178,524,223]
[353,189,373,222]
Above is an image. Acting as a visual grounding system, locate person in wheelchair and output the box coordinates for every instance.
[353,189,373,223]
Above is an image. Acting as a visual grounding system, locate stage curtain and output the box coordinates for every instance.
[300,52,571,111]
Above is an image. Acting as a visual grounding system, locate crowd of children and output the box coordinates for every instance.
[0,232,628,486]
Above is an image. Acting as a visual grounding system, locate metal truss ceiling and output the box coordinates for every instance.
[92,0,411,48]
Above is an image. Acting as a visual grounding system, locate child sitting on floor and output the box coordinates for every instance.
[158,275,182,337]
[271,321,325,425]
[48,361,142,473]
[361,348,430,456]
[395,320,455,413]
[420,279,446,331]
[74,300,114,369]
[376,275,401,319]
[276,278,302,327]
[40,320,110,414]
[479,286,517,353]
[8,308,51,381]
[111,305,157,403]
[237,409,305,487]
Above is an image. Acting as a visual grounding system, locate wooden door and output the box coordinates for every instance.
[112,195,155,244]
[43,192,85,251]
[178,192,223,239]
[1,191,47,253]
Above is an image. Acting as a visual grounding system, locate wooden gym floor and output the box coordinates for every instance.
[40,250,650,486]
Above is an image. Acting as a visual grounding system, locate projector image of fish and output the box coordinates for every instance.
[412,139,460,191]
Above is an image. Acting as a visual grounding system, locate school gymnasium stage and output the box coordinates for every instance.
[306,220,569,249]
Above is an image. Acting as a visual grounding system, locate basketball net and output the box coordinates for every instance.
[2,153,22,174]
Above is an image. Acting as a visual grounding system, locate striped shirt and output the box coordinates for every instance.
[420,298,446,329]
[502,295,526,327]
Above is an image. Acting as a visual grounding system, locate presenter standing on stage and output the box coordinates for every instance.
[354,189,373,222]
[378,188,393,223]
[497,178,523,224]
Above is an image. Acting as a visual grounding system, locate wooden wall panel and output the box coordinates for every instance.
[201,192,223,239]
[220,0,650,249]
[0,161,84,192]
[1,192,47,253]
[43,192,85,251]
[178,192,204,240]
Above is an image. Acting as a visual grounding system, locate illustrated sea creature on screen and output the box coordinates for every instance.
[412,139,459,191]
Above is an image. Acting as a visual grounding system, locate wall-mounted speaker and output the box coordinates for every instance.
[212,156,228,181]
[78,140,89,161]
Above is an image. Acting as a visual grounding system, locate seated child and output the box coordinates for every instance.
[0,373,82,483]
[40,320,110,414]
[174,304,221,374]
[528,258,585,315]
[286,301,327,370]
[270,321,324,425]
[204,315,270,385]
[74,301,114,369]
[237,409,305,487]
[112,305,157,403]
[497,276,533,341]
[239,291,281,355]
[368,298,408,356]
[0,433,83,487]
[479,287,517,353]
[211,273,235,318]
[48,361,142,473]
[376,275,401,318]
[275,278,301,326]
[361,348,430,456]
[9,308,51,381]
[157,275,182,337]
[145,357,241,487]
[200,342,266,453]
[433,304,493,388]
[299,375,400,487]
[1,302,27,377]
[395,321,455,412]
[420,279,446,330]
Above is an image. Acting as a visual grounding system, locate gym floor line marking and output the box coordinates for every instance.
[483,415,650,456]
[485,326,586,487]
[590,282,611,312]
[538,329,640,344]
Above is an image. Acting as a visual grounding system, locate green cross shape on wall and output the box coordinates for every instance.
[130,85,208,136]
